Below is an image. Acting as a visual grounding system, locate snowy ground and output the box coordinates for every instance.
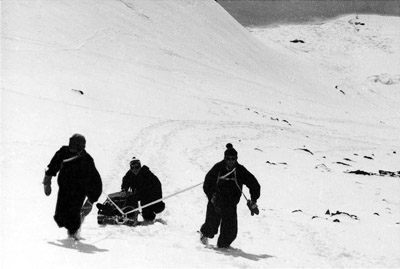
[1,0,399,268]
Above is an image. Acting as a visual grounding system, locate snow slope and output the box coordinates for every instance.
[1,0,399,268]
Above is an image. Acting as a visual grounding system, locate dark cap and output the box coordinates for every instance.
[224,143,237,157]
[69,133,86,152]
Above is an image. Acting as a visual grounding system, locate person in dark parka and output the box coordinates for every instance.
[200,143,260,248]
[43,134,102,239]
[121,157,165,222]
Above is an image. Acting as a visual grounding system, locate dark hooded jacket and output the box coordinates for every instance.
[203,160,260,207]
[121,165,163,206]
[46,146,102,229]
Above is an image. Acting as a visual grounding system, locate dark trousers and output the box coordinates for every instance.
[54,189,85,234]
[142,202,165,221]
[54,210,81,235]
[200,201,238,248]
[125,195,165,221]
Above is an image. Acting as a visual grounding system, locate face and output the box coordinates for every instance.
[224,155,237,170]
[130,162,141,175]
[69,145,81,154]
[69,141,85,154]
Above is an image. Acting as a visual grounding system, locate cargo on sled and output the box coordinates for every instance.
[96,191,139,226]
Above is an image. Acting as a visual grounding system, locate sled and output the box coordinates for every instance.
[96,191,139,226]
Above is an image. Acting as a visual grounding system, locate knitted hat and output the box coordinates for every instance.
[69,133,86,152]
[130,157,141,166]
[224,143,237,157]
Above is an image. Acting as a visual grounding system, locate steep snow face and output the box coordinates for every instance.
[1,0,400,268]
[2,0,350,122]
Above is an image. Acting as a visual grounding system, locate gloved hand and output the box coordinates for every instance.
[247,200,259,216]
[81,200,93,218]
[42,175,52,196]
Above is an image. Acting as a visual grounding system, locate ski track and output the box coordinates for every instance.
[103,109,399,204]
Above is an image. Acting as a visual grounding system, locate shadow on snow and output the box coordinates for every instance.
[214,247,274,261]
[48,239,109,254]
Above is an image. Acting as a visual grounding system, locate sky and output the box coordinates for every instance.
[218,0,400,27]
[1,0,400,268]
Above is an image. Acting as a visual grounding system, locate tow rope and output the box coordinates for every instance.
[102,181,203,217]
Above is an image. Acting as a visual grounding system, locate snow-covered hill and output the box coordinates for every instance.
[1,0,399,268]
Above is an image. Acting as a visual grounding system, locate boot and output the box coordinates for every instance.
[199,231,208,245]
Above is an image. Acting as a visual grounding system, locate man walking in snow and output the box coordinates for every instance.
[121,157,165,222]
[199,143,260,248]
[43,134,102,239]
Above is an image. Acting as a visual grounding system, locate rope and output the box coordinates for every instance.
[123,181,203,215]
[102,191,125,215]
[97,182,203,219]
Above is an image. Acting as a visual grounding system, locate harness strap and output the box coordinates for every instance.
[217,168,237,187]
[217,167,249,200]
[219,168,236,179]
[63,155,80,163]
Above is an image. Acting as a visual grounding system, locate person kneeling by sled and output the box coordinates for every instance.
[199,143,260,248]
[43,134,103,239]
[121,157,165,222]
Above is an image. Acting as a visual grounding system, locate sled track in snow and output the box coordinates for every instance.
[107,119,278,197]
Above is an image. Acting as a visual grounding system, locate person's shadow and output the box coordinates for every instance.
[48,239,109,254]
[215,247,274,261]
